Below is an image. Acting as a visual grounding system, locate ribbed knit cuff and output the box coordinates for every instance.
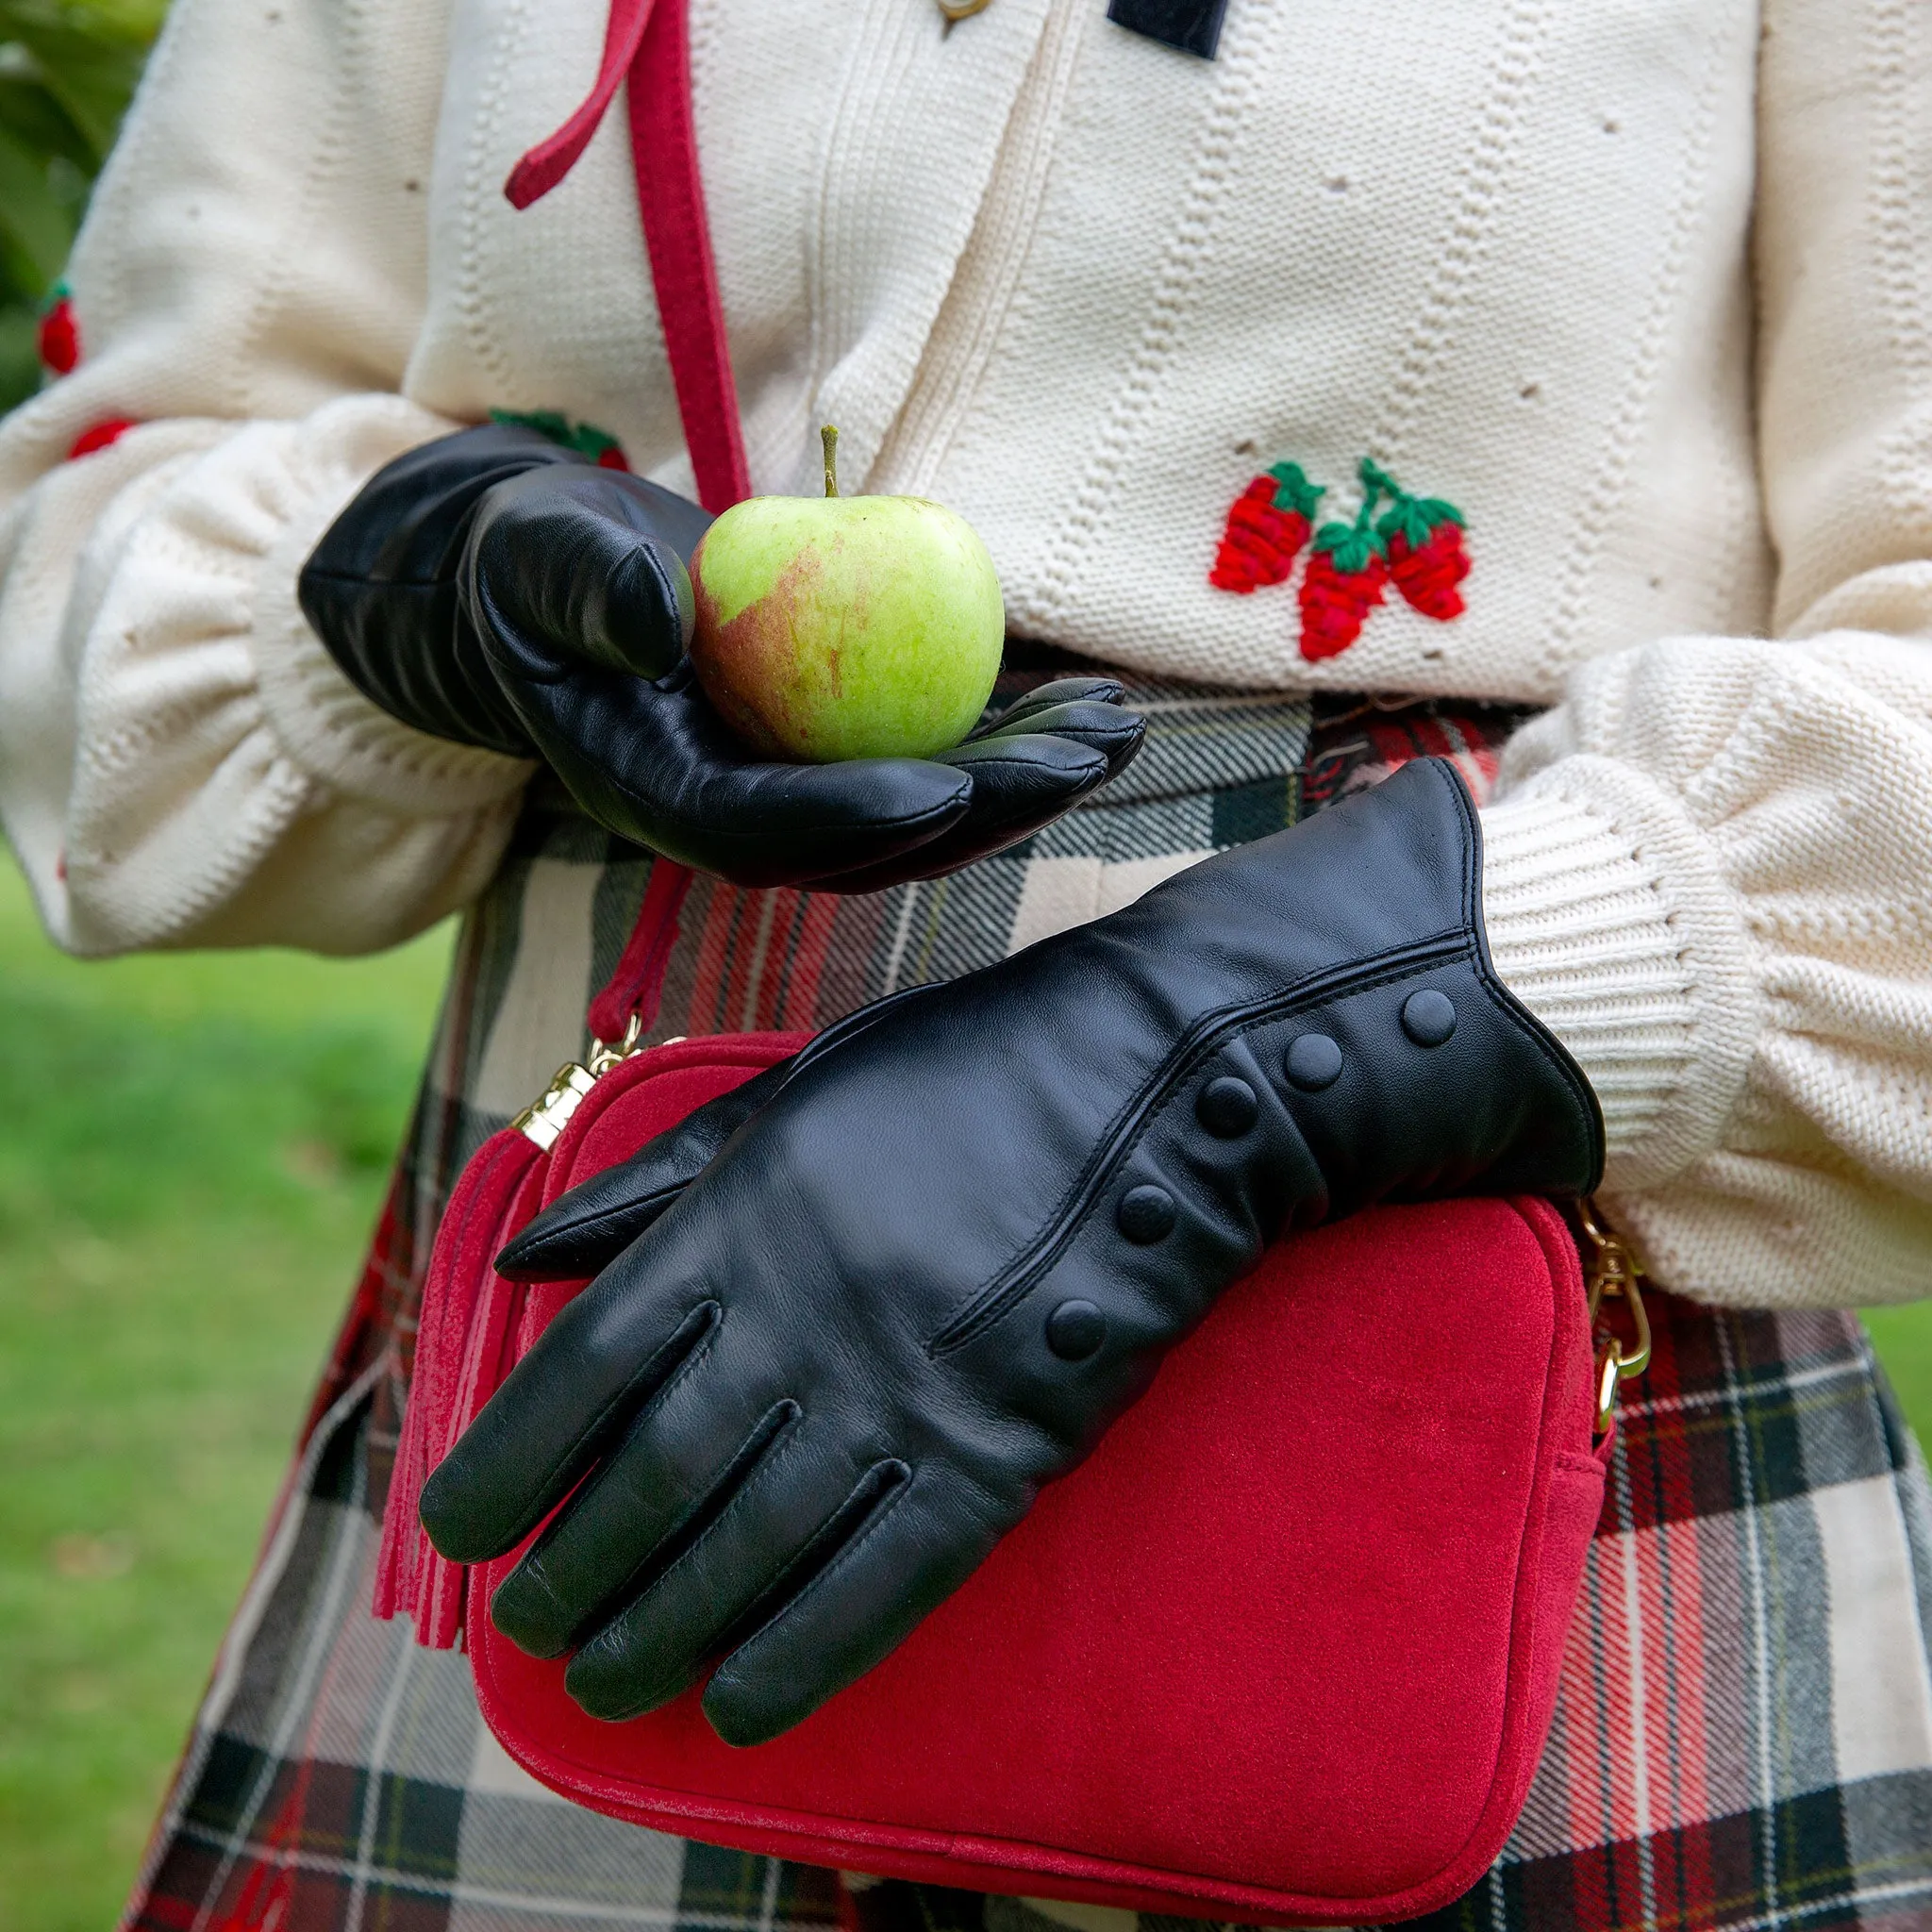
[1479,785,1705,1187]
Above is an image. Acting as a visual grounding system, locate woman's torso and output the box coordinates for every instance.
[394,0,1772,702]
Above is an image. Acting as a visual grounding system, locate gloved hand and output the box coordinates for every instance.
[419,758,1603,1745]
[299,425,1143,890]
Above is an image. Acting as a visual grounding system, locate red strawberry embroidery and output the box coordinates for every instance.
[1298,506,1387,660]
[489,407,630,470]
[1362,458,1470,621]
[1208,461,1324,592]
[1209,451,1468,658]
[38,287,79,376]
[1385,521,1470,618]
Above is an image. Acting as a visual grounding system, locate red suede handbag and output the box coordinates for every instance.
[380,1013,1612,1924]
[373,2,1631,1918]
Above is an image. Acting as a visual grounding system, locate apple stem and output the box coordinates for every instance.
[822,424,840,499]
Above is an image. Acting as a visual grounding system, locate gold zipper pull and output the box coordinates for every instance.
[1579,1198,1652,1435]
[511,1014,648,1149]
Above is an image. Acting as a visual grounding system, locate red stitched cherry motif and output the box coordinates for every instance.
[1298,503,1388,661]
[1208,461,1324,593]
[37,287,79,376]
[69,418,138,459]
[1363,458,1470,621]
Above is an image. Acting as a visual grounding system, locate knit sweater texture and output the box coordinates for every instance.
[0,0,1927,1307]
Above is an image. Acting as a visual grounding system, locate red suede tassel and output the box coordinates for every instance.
[375,1129,541,1645]
[376,854,692,1643]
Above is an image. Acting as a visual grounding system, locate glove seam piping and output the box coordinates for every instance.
[563,1398,807,1709]
[485,1297,722,1558]
[507,1302,729,1643]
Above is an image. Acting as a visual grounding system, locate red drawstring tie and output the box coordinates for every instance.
[503,0,655,209]
[503,0,750,517]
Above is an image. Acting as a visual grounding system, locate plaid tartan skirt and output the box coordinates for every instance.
[123,677,1932,1932]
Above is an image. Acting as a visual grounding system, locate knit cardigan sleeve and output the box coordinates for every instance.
[1474,0,1932,1309]
[0,0,530,958]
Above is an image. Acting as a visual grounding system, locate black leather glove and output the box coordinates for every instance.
[419,758,1602,1744]
[298,425,1144,891]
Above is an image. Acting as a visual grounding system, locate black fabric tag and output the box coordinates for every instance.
[1106,0,1229,59]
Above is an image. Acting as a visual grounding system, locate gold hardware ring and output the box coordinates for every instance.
[1580,1198,1652,1435]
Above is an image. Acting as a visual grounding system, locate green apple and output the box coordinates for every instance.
[688,426,1004,762]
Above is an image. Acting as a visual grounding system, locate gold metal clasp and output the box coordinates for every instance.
[511,1014,648,1149]
[1580,1198,1652,1435]
[586,1011,646,1076]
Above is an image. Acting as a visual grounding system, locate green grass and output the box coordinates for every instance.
[0,858,450,1932]
[0,853,1928,1931]
[1867,1304,1932,1453]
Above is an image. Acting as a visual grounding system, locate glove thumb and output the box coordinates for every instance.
[466,466,706,685]
[495,1055,792,1279]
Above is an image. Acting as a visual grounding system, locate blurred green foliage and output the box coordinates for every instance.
[0,0,164,410]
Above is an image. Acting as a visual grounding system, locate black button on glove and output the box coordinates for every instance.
[418,757,1604,1745]
[299,425,1144,890]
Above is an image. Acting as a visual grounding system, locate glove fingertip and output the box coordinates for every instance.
[590,538,695,679]
[418,1455,508,1566]
[489,1561,576,1660]
[700,1668,795,1748]
[1101,710,1147,775]
[565,1638,700,1724]
[935,734,1107,781]
[491,1225,563,1280]
[995,675,1126,717]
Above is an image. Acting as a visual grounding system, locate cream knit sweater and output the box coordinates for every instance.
[0,0,1926,1308]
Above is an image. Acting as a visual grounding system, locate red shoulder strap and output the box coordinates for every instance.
[623,0,753,517]
[508,0,758,1036]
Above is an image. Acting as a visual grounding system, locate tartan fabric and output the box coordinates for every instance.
[122,682,1932,1932]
